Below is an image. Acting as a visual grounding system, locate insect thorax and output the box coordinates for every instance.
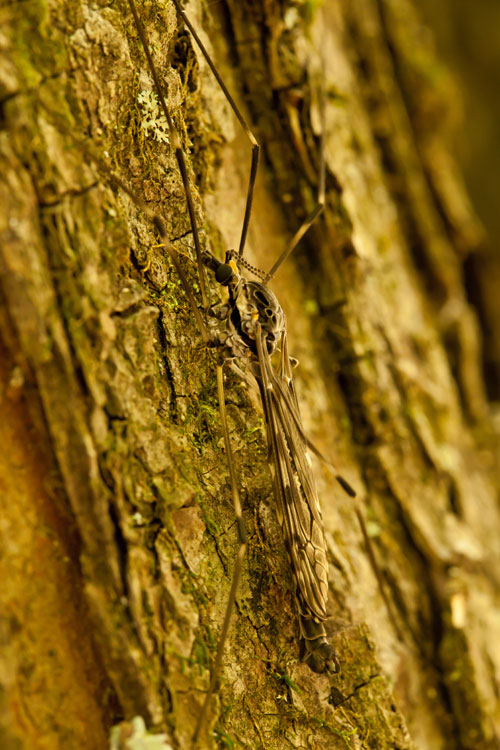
[232,279,285,356]
[204,250,285,357]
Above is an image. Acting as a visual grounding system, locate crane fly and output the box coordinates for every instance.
[122,0,357,742]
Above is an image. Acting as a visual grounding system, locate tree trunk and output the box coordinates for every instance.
[1,1,499,749]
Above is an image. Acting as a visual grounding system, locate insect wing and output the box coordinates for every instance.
[254,329,330,623]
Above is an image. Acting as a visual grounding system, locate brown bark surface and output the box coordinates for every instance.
[1,1,499,749]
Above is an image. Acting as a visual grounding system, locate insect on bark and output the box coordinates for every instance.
[125,0,356,742]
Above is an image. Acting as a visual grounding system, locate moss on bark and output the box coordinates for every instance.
[1,1,499,749]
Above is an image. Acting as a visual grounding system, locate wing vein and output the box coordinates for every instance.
[254,326,329,621]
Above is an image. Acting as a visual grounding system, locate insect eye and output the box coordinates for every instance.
[215,263,234,285]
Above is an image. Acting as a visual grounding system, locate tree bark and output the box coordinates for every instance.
[1,1,499,749]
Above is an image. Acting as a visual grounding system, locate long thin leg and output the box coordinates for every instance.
[82,4,251,734]
[277,332,356,496]
[126,0,210,309]
[193,363,248,745]
[263,76,327,284]
[170,0,260,259]
[263,197,324,284]
[278,333,400,638]
[354,503,404,642]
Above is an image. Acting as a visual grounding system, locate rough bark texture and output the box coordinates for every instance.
[1,1,499,749]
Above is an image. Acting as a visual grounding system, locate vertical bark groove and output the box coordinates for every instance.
[1,1,499,749]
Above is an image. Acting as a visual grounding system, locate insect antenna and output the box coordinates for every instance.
[172,0,325,283]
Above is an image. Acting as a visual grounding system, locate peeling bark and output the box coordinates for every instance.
[1,1,499,749]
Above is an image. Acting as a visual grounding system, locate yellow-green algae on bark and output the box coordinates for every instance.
[1,1,499,749]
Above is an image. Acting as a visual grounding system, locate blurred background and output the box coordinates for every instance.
[420,0,500,248]
[418,0,500,400]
